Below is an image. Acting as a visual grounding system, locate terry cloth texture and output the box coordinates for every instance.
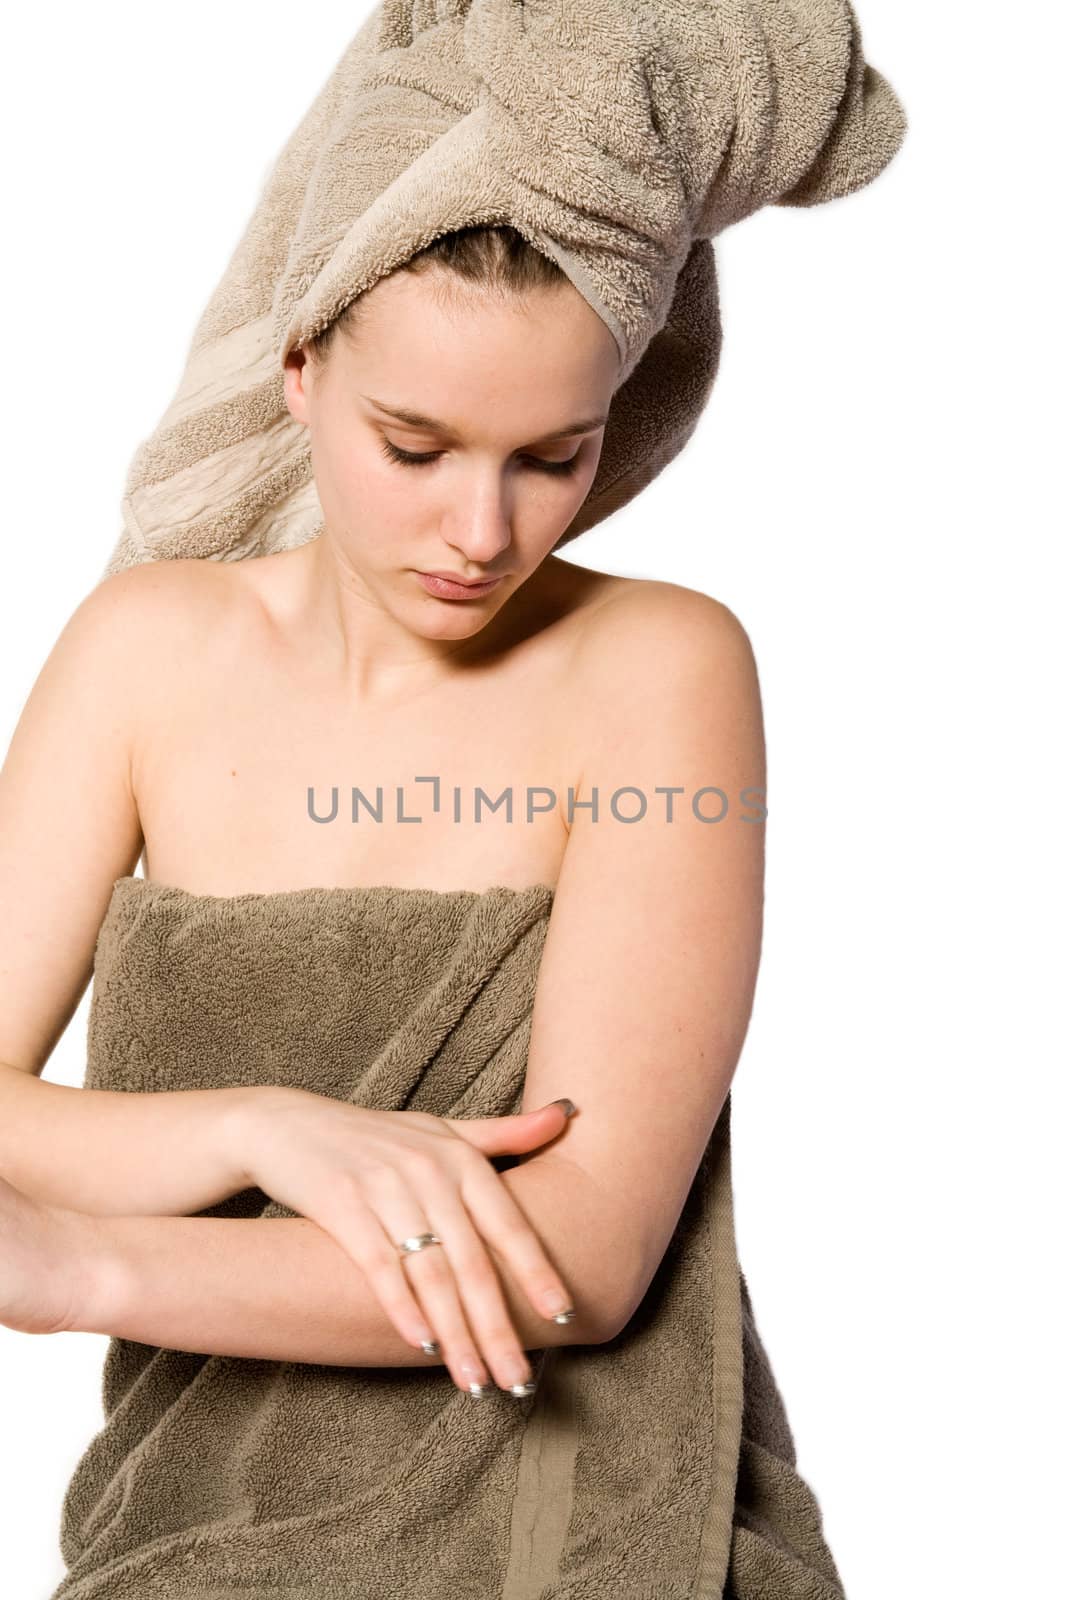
[51,876,847,1599]
[100,0,906,580]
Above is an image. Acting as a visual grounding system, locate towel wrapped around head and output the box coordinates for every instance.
[102,0,906,579]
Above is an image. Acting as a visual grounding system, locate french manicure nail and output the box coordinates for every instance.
[542,1289,576,1323]
[501,1354,534,1395]
[459,1356,489,1396]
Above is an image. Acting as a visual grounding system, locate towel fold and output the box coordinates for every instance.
[101,0,906,580]
[51,876,846,1597]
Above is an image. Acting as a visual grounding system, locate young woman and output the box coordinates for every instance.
[0,2,906,1591]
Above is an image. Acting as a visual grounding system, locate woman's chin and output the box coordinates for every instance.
[403,587,508,639]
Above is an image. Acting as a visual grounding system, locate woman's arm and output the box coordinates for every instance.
[507,584,766,1335]
[0,565,255,1218]
[0,1065,252,1216]
[64,1153,611,1373]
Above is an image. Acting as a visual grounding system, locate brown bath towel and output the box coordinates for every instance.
[52,876,846,1597]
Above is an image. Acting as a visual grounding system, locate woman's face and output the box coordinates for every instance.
[283,267,621,639]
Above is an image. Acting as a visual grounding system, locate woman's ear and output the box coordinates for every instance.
[282,347,314,427]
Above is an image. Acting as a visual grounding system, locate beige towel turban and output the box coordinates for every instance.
[102,0,907,578]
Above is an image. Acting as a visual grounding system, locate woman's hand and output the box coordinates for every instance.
[232,1089,578,1395]
[0,1172,98,1337]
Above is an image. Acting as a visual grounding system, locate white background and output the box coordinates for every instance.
[1,4,1062,1596]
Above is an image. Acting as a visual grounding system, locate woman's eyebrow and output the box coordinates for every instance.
[360,393,609,442]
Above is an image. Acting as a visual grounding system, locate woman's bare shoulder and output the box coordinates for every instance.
[556,563,752,672]
[96,555,241,630]
[96,556,257,673]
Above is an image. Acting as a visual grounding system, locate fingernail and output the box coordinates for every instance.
[420,1340,439,1356]
[460,1356,489,1396]
[549,1098,577,1118]
[542,1289,576,1323]
[507,1379,538,1398]
[501,1356,533,1392]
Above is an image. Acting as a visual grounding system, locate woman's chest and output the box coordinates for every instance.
[131,626,582,895]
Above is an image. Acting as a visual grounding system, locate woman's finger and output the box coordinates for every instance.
[403,1163,537,1397]
[357,1157,496,1396]
[458,1153,577,1328]
[308,1170,448,1363]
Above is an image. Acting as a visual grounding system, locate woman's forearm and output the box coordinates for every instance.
[0,1062,249,1217]
[71,1198,595,1374]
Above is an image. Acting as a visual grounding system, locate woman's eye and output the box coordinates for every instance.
[379,439,440,468]
[379,438,580,476]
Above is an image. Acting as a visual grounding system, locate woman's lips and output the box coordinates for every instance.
[415,571,504,600]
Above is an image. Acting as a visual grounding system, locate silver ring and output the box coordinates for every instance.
[396,1232,443,1260]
